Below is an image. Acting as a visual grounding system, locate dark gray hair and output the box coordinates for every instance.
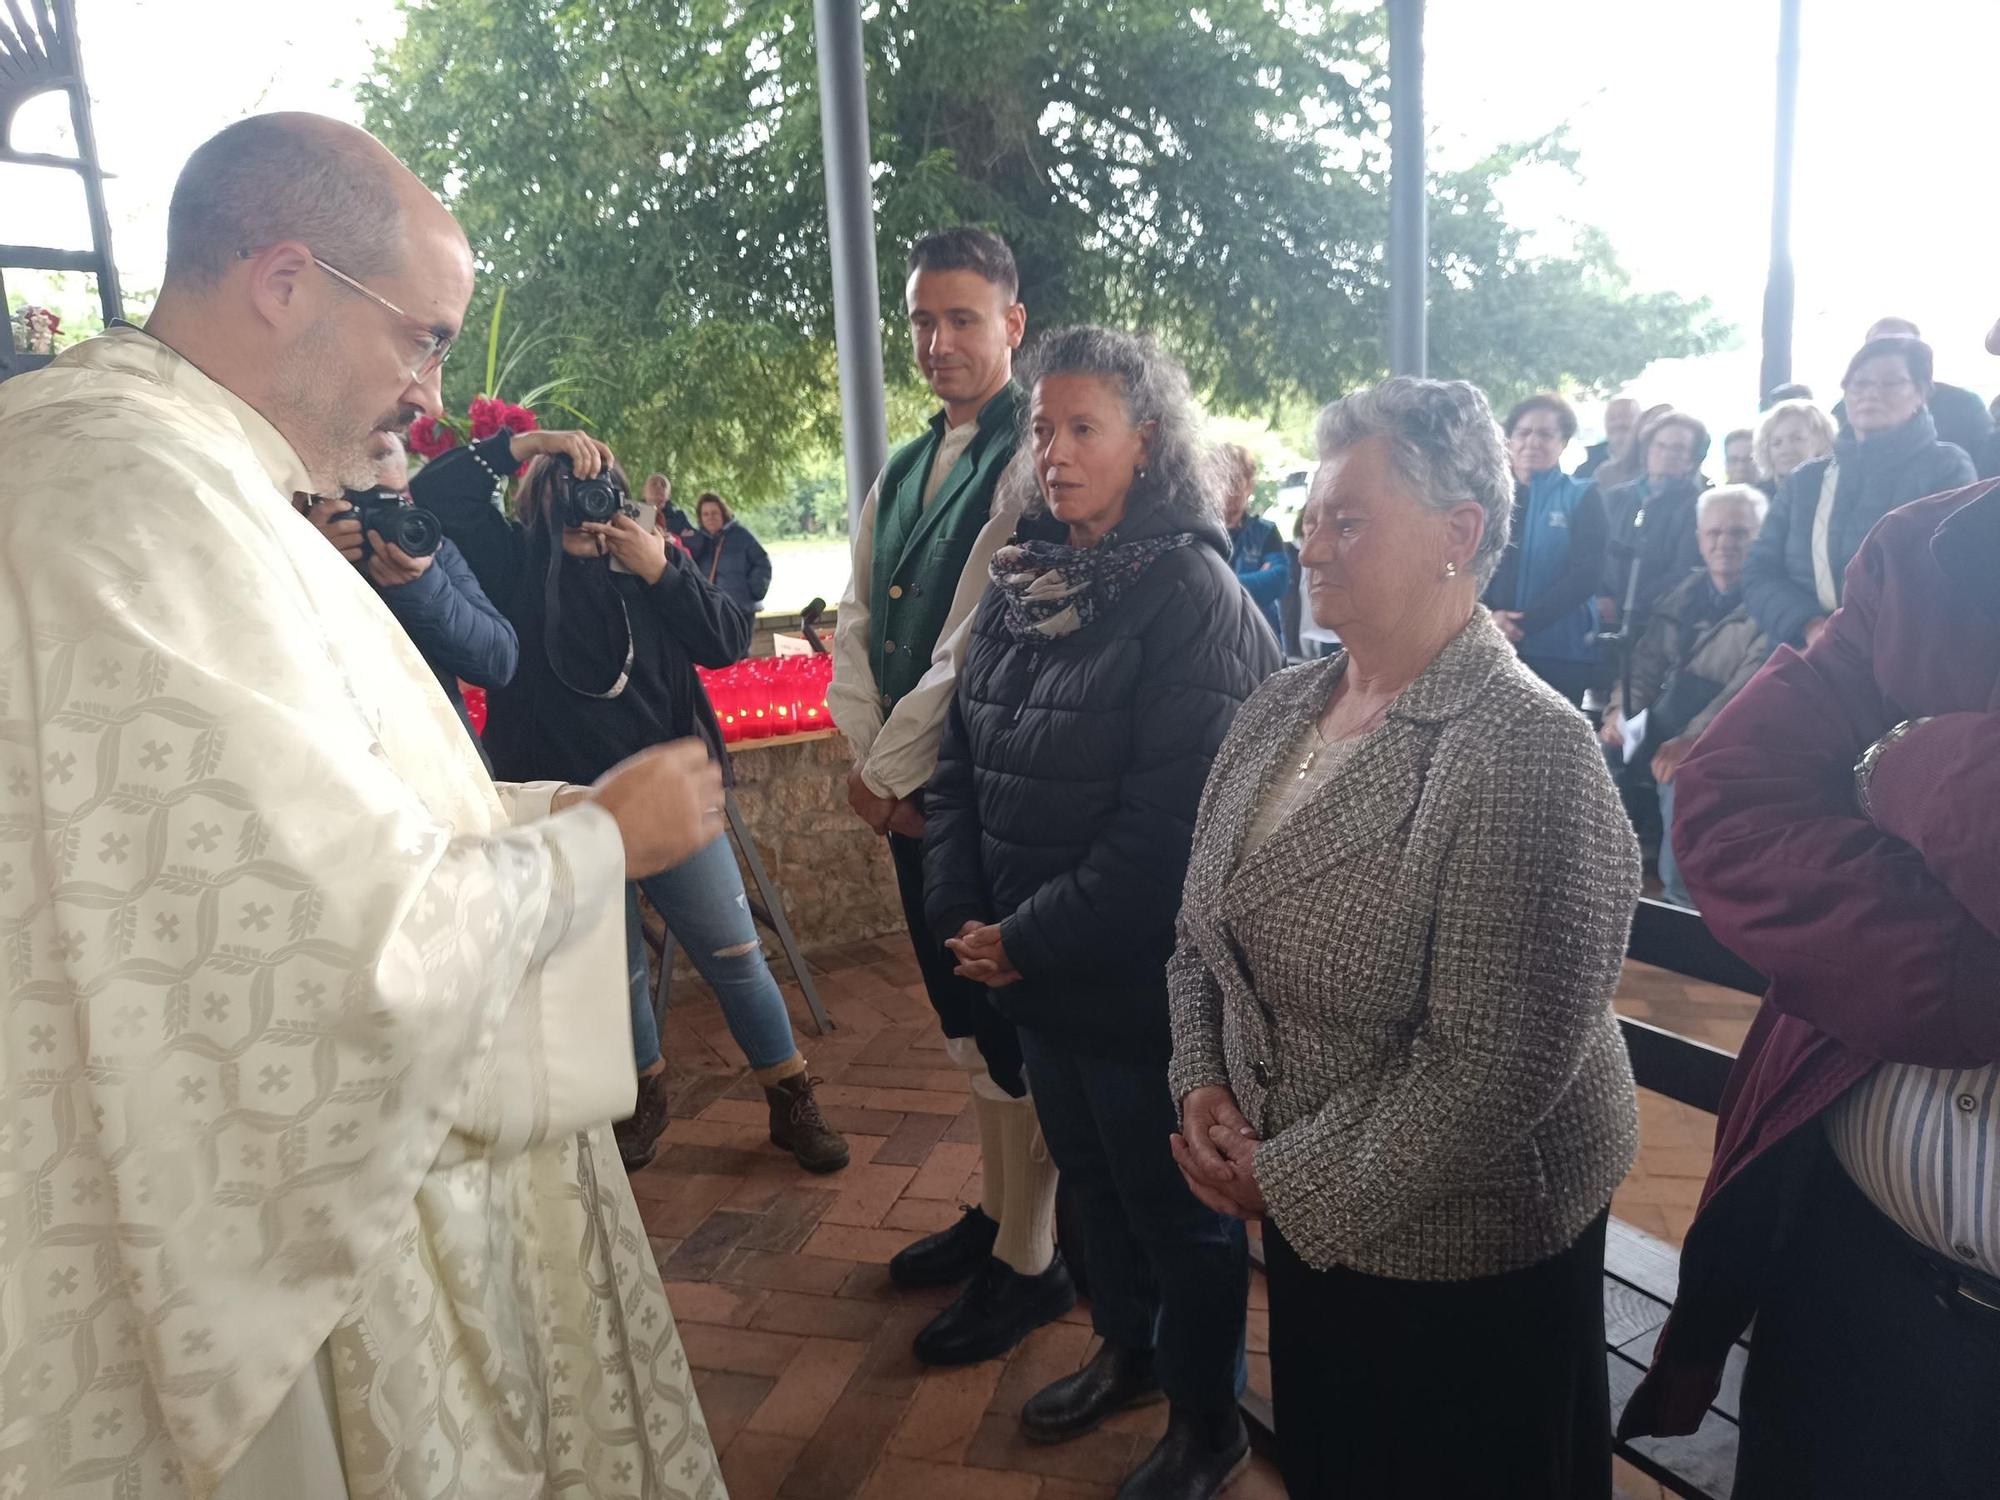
[166,114,403,288]
[1313,377,1513,583]
[1001,325,1220,530]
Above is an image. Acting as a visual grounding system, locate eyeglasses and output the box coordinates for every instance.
[236,247,453,380]
[1843,377,1913,397]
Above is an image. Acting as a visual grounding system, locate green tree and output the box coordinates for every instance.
[361,1,1723,519]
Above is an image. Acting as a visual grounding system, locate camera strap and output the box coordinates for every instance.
[541,536,633,700]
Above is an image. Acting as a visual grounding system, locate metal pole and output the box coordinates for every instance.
[1759,0,1802,404]
[59,0,124,325]
[813,0,888,532]
[1386,0,1427,377]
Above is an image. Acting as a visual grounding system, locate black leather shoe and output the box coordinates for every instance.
[912,1253,1076,1366]
[1116,1406,1249,1500]
[889,1204,998,1288]
[1021,1342,1162,1443]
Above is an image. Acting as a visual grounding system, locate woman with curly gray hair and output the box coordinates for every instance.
[1167,377,1641,1497]
[921,326,1280,1498]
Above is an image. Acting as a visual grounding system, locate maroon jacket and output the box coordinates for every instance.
[1620,479,2000,1438]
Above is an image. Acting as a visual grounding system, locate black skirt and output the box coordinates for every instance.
[1264,1211,1612,1499]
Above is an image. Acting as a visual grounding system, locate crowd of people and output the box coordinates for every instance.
[823,224,1997,1500]
[2,110,1993,1500]
[1200,321,1992,926]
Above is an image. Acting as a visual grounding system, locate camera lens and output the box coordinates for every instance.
[574,477,621,524]
[391,505,442,558]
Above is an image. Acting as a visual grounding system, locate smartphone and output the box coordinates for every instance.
[608,500,659,574]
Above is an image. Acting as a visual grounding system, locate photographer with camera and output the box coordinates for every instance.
[298,431,517,765]
[423,428,850,1175]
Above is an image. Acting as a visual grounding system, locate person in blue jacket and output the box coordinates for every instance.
[299,432,519,767]
[1482,393,1607,706]
[1218,442,1285,641]
[685,490,773,621]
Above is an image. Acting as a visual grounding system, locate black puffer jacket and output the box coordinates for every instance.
[923,503,1282,1061]
[1743,409,1976,647]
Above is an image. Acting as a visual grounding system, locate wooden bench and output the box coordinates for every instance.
[1238,898,1763,1500]
[1605,899,1763,1499]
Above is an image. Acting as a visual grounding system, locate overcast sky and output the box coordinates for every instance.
[6,0,1992,440]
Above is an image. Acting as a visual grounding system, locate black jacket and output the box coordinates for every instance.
[1744,410,1978,647]
[1600,472,1707,628]
[420,436,750,787]
[922,505,1282,1061]
[685,519,772,619]
[372,534,518,764]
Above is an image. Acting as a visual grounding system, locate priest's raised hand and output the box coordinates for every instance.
[587,738,728,876]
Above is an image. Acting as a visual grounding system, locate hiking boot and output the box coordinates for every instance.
[765,1074,850,1174]
[912,1253,1075,1366]
[615,1069,669,1172]
[890,1204,999,1289]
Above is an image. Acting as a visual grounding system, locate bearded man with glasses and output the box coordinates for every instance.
[0,113,724,1499]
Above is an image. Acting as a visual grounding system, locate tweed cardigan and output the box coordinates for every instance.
[1166,610,1641,1281]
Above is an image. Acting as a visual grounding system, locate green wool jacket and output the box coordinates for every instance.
[867,386,1020,708]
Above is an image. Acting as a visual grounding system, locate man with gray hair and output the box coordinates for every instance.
[1599,483,1771,906]
[0,113,722,1498]
[1578,394,1643,484]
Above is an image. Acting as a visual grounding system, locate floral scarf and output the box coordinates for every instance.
[988,529,1198,643]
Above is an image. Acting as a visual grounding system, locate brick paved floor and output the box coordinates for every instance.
[639,938,1758,1499]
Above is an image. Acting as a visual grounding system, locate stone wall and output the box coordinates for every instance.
[721,728,905,954]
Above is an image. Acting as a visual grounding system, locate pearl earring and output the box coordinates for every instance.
[1442,560,1458,579]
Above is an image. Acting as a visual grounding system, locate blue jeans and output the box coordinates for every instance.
[623,834,801,1074]
[1018,1027,1249,1417]
[1657,780,1692,908]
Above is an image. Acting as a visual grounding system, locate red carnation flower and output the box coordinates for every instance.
[408,416,459,458]
[503,402,540,435]
[467,395,508,441]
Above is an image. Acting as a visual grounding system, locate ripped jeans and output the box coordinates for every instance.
[623,833,801,1074]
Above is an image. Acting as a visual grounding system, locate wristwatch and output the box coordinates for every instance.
[1853,717,1932,822]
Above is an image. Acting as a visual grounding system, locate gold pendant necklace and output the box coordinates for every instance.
[1300,699,1390,777]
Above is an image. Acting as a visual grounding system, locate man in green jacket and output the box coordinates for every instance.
[830,228,1072,1363]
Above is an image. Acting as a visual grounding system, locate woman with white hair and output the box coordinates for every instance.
[1167,377,1641,1498]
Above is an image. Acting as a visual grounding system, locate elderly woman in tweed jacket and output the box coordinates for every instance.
[1167,378,1642,1499]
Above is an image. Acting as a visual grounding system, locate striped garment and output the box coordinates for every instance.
[1825,1061,2000,1280]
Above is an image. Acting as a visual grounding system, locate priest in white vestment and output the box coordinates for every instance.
[0,114,726,1498]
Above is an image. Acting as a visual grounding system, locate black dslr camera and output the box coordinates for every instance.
[344,485,442,558]
[552,453,639,527]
